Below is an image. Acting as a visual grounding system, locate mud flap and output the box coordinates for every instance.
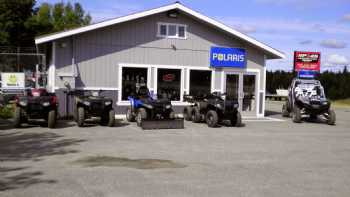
[140,118,184,130]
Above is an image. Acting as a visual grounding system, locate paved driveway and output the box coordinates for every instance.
[1,102,350,197]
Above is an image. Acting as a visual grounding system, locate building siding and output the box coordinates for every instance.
[54,11,265,89]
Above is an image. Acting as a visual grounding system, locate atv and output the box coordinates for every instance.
[74,91,115,127]
[183,92,242,127]
[14,88,58,128]
[126,86,184,129]
[282,78,336,125]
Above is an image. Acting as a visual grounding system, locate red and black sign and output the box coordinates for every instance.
[162,74,176,82]
[294,51,321,72]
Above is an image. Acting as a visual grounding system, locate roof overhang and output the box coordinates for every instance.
[35,3,285,59]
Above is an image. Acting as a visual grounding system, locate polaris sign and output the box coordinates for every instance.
[210,47,246,68]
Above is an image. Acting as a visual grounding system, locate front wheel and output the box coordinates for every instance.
[107,109,115,127]
[13,107,22,128]
[136,108,147,127]
[126,107,135,122]
[47,110,56,128]
[183,106,192,121]
[191,107,201,123]
[292,106,302,123]
[282,102,289,117]
[326,109,336,125]
[77,107,85,127]
[231,111,242,127]
[206,110,218,128]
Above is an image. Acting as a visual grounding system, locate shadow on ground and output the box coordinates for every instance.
[0,131,85,191]
[73,156,187,170]
[0,167,56,191]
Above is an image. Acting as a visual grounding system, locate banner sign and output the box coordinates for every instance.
[294,51,321,72]
[210,47,246,68]
[0,72,25,89]
[297,70,317,79]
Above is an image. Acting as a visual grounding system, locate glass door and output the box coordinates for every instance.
[242,74,256,116]
[225,73,242,111]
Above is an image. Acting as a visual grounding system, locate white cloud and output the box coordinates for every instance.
[89,3,144,22]
[299,40,312,45]
[324,54,349,66]
[231,24,257,34]
[343,14,350,21]
[320,39,347,49]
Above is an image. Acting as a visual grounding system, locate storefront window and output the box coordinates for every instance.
[122,67,148,100]
[157,68,181,101]
[189,70,211,97]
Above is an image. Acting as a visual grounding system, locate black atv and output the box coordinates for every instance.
[14,88,58,128]
[183,92,242,127]
[126,86,183,129]
[282,78,336,125]
[75,91,115,127]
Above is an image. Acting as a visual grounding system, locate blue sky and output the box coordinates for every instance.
[37,0,350,72]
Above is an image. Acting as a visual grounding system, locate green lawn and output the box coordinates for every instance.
[332,98,350,108]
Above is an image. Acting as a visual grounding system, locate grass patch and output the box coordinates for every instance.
[0,104,14,119]
[332,98,350,108]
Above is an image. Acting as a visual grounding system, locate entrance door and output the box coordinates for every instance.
[225,73,257,116]
[242,74,256,116]
[225,74,242,111]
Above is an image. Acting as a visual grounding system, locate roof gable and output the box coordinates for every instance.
[35,2,285,59]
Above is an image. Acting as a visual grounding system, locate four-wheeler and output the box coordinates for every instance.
[183,92,242,127]
[282,78,336,125]
[74,91,115,127]
[14,88,58,128]
[126,86,184,129]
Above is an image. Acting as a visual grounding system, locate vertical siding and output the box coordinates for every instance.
[55,11,266,89]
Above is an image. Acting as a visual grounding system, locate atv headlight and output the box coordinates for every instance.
[215,103,223,109]
[165,104,171,109]
[42,102,50,107]
[83,101,90,106]
[19,101,27,107]
[105,101,112,106]
[233,103,239,108]
[143,104,153,109]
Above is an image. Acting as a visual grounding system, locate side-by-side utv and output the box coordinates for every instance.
[14,88,58,128]
[282,78,336,125]
[183,92,242,127]
[126,86,184,129]
[74,91,115,127]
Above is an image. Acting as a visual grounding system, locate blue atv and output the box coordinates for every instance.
[126,86,183,129]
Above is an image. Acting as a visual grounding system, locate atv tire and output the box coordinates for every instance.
[136,108,147,127]
[169,110,175,119]
[107,109,115,127]
[326,109,336,125]
[282,102,289,117]
[183,106,192,121]
[13,107,22,128]
[47,110,56,128]
[206,110,218,128]
[126,107,135,122]
[292,106,302,123]
[77,107,85,127]
[231,111,242,127]
[191,107,201,123]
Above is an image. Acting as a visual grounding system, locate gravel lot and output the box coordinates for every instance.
[1,101,350,197]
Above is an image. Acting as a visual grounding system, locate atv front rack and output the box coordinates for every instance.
[140,118,184,130]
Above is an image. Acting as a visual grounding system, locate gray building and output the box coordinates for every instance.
[35,2,284,118]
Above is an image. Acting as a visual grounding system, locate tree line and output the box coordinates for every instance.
[266,67,350,100]
[0,0,91,47]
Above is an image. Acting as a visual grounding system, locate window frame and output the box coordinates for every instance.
[157,22,187,39]
[156,68,183,102]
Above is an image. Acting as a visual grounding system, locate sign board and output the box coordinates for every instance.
[0,72,25,89]
[297,70,317,79]
[294,51,321,72]
[210,47,246,68]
